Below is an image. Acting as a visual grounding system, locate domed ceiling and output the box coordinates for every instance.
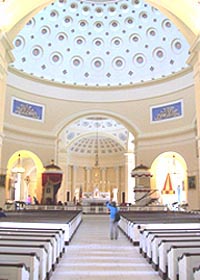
[10,0,190,88]
[64,117,128,155]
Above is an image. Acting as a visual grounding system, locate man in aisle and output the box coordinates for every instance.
[106,201,119,240]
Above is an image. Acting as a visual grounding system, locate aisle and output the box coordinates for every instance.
[51,215,161,280]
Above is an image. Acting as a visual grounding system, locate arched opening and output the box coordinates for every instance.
[151,151,187,209]
[6,150,44,204]
[56,115,136,205]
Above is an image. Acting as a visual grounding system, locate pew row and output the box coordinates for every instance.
[194,265,200,280]
[146,232,200,264]
[0,210,82,280]
[167,245,200,280]
[0,262,30,280]
[0,227,65,259]
[139,228,200,257]
[151,236,200,270]
[0,252,40,280]
[133,223,200,246]
[0,233,58,270]
[118,211,200,280]
[178,253,200,280]
[0,210,82,245]
[0,238,53,278]
[0,243,48,280]
[118,210,200,245]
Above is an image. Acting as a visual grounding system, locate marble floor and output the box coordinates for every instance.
[51,215,161,280]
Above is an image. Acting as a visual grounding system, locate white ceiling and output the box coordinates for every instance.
[64,117,128,155]
[10,0,190,88]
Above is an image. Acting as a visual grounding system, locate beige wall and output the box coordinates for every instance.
[1,72,199,208]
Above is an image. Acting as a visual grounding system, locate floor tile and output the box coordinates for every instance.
[51,215,161,280]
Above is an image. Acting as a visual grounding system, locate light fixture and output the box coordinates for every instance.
[12,154,25,174]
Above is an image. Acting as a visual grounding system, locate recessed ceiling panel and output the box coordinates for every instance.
[10,0,190,88]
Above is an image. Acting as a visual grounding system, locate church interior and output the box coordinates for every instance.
[0,1,200,279]
[1,0,200,212]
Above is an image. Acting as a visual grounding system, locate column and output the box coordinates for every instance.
[0,31,14,172]
[86,167,91,192]
[0,31,14,201]
[101,167,106,192]
[124,153,129,203]
[187,36,200,207]
[115,166,119,188]
[57,150,67,202]
[114,166,119,202]
[124,152,135,204]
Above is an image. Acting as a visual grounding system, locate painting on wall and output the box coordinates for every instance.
[0,174,6,187]
[188,176,196,189]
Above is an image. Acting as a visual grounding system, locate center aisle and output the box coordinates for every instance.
[51,215,161,280]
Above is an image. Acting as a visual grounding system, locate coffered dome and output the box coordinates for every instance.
[10,0,190,88]
[64,117,128,155]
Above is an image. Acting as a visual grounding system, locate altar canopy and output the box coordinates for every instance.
[42,161,63,204]
[131,164,153,178]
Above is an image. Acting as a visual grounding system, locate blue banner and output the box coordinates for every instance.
[12,97,44,121]
[151,100,182,122]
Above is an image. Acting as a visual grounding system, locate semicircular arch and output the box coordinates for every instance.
[151,151,188,207]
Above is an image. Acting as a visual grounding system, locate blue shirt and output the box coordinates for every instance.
[106,202,118,219]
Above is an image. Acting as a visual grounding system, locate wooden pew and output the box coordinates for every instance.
[0,233,57,270]
[193,265,200,280]
[0,219,80,245]
[159,241,200,279]
[0,210,82,245]
[146,231,200,263]
[0,252,40,280]
[0,227,65,258]
[139,228,200,257]
[119,211,200,245]
[132,223,200,246]
[167,245,200,280]
[68,211,82,243]
[0,243,48,280]
[150,236,200,270]
[0,262,30,280]
[118,210,200,280]
[0,210,82,279]
[178,253,200,280]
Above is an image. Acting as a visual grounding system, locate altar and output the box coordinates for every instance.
[81,190,110,206]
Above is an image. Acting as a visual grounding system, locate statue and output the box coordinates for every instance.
[93,186,99,198]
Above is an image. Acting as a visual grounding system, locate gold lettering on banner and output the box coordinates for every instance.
[155,106,180,121]
[15,104,40,120]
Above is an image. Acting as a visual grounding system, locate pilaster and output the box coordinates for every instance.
[0,31,14,171]
[187,35,200,207]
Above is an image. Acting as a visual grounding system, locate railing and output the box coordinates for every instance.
[4,201,167,213]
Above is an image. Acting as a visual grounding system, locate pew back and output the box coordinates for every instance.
[0,244,47,280]
[167,245,200,280]
[0,252,39,280]
[178,253,200,280]
[0,263,30,280]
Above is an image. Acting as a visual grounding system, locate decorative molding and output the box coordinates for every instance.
[0,31,15,64]
[11,96,45,122]
[150,100,183,123]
